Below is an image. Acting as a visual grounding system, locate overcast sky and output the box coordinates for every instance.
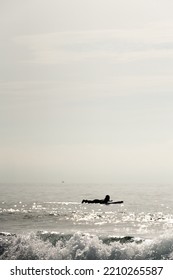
[1,0,173,183]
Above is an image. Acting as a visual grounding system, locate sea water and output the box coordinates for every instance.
[0,183,173,260]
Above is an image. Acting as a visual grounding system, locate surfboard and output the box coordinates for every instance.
[107,201,123,204]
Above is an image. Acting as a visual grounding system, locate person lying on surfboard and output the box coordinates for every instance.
[82,195,111,204]
[82,195,123,205]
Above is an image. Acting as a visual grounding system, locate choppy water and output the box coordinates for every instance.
[0,183,173,259]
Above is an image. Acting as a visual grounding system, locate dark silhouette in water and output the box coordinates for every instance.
[82,195,111,204]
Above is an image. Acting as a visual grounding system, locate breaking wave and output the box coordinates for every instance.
[1,231,173,260]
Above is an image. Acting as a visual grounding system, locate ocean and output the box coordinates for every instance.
[0,183,173,260]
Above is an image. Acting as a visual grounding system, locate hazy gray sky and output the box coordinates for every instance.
[1,0,173,183]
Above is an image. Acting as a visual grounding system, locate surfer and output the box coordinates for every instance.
[82,195,111,204]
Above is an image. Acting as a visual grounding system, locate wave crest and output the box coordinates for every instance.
[1,231,173,260]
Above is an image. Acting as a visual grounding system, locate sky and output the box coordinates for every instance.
[1,0,173,184]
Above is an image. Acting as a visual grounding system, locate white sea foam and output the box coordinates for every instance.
[1,231,173,260]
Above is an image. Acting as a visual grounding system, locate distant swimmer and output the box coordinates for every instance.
[82,195,111,204]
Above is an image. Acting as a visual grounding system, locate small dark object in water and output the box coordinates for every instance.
[82,195,123,205]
